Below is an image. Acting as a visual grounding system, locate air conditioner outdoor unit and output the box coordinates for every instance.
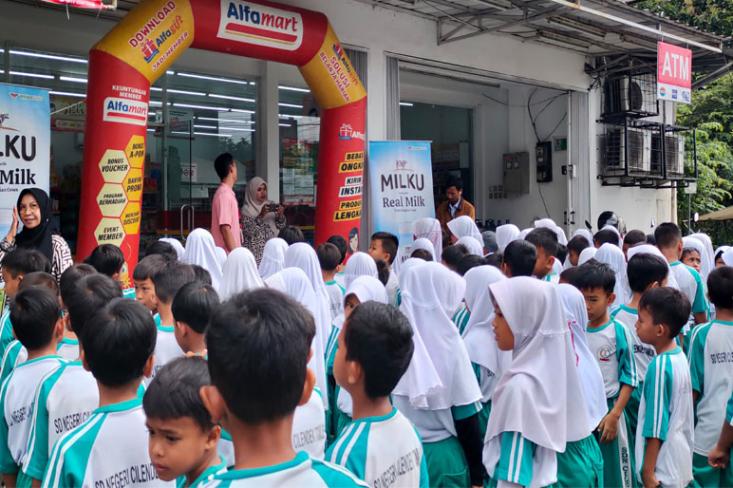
[603,77,654,115]
[665,135,685,176]
[601,128,650,173]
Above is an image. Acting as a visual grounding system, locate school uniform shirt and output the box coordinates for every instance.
[0,306,13,357]
[42,396,174,488]
[586,319,639,399]
[611,305,656,383]
[0,355,65,474]
[55,338,78,362]
[152,325,184,378]
[324,281,345,322]
[122,288,137,300]
[385,270,399,307]
[178,461,227,488]
[0,340,26,385]
[688,319,733,455]
[22,361,99,481]
[392,396,482,443]
[201,451,367,487]
[670,262,708,320]
[326,407,428,487]
[484,431,557,488]
[634,347,693,487]
[452,304,470,336]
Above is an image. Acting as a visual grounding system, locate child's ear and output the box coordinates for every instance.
[347,360,363,387]
[62,313,72,332]
[174,321,187,336]
[201,385,226,425]
[609,292,616,304]
[205,425,221,451]
[143,355,154,378]
[53,317,65,341]
[298,368,316,407]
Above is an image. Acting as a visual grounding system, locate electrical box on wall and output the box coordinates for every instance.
[503,152,530,195]
[536,141,553,183]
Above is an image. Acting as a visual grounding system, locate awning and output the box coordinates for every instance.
[699,206,733,222]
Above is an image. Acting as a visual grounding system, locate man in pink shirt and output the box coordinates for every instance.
[211,152,242,253]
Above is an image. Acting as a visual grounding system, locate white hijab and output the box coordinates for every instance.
[414,217,443,263]
[410,238,436,260]
[602,224,623,247]
[689,233,714,279]
[627,244,679,289]
[457,236,484,257]
[343,252,378,289]
[682,236,705,269]
[496,224,520,252]
[241,177,279,232]
[716,246,730,265]
[215,247,227,267]
[183,228,224,290]
[258,238,288,279]
[462,266,511,385]
[572,229,594,246]
[519,228,533,240]
[578,247,597,266]
[595,243,631,306]
[557,284,608,427]
[487,278,591,452]
[723,248,733,267]
[265,267,327,407]
[397,262,480,410]
[447,216,483,242]
[159,238,185,260]
[220,248,264,301]
[534,219,568,246]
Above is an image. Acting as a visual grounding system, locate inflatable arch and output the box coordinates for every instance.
[78,0,366,277]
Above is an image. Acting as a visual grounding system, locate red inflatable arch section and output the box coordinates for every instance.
[78,0,366,284]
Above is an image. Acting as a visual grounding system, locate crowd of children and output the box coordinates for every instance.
[0,216,731,487]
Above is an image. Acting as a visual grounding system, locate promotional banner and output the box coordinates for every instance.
[368,140,435,259]
[657,41,692,104]
[0,84,51,238]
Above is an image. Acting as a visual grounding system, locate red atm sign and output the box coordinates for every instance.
[657,41,692,104]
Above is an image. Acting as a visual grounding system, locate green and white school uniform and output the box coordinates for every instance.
[586,319,638,488]
[122,287,137,300]
[42,396,174,488]
[0,340,26,384]
[688,320,733,486]
[22,360,99,481]
[152,323,184,378]
[324,280,345,322]
[177,460,227,488]
[634,347,693,487]
[669,261,708,336]
[203,451,367,487]
[55,337,78,362]
[327,407,427,487]
[0,355,65,479]
[0,306,14,357]
[452,303,470,336]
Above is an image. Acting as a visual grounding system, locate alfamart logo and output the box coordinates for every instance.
[103,98,149,127]
[217,0,303,51]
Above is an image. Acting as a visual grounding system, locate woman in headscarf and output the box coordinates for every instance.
[258,237,288,279]
[183,228,224,290]
[0,188,72,284]
[240,177,286,265]
[219,247,264,301]
[595,242,631,307]
[446,215,483,244]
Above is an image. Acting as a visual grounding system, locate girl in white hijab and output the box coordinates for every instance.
[409,238,436,261]
[456,236,484,257]
[602,224,623,247]
[519,228,533,240]
[258,238,288,279]
[414,217,443,261]
[496,224,520,252]
[393,262,483,488]
[240,177,286,264]
[595,243,631,306]
[723,248,733,267]
[343,251,378,289]
[534,219,568,246]
[447,215,483,243]
[573,228,594,247]
[682,236,705,275]
[485,278,592,488]
[578,246,598,266]
[183,228,224,290]
[716,246,730,267]
[159,238,185,260]
[219,248,264,301]
[690,232,715,279]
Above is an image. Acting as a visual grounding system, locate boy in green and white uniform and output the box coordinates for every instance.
[133,253,168,333]
[327,302,427,486]
[151,262,193,379]
[706,385,733,479]
[317,243,346,321]
[42,299,173,487]
[0,288,66,487]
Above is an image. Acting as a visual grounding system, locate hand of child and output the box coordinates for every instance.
[709,445,730,469]
[598,412,619,443]
[641,469,660,488]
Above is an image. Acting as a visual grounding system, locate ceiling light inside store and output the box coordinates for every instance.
[10,71,55,80]
[59,76,88,83]
[193,124,217,129]
[149,101,163,107]
[49,91,85,98]
[278,102,303,109]
[279,85,310,93]
[208,94,255,103]
[219,127,255,132]
[279,123,292,127]
[166,71,175,75]
[399,102,414,107]
[171,131,233,138]
[176,72,250,86]
[151,87,163,92]
[279,114,304,119]
[10,50,87,64]
[196,116,253,124]
[168,88,206,96]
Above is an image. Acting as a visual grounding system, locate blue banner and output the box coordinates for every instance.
[368,140,435,257]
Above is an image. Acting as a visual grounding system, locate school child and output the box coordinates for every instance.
[525,227,560,282]
[567,234,591,267]
[688,266,733,485]
[318,243,346,320]
[0,288,65,487]
[326,235,348,289]
[633,287,693,487]
[144,357,225,488]
[22,274,122,485]
[133,254,168,325]
[327,302,427,486]
[682,237,704,274]
[500,240,537,278]
[145,240,179,263]
[172,282,220,356]
[200,289,366,486]
[392,262,485,487]
[485,277,594,488]
[595,229,622,248]
[707,392,733,478]
[451,257,488,335]
[0,249,50,355]
[42,299,169,487]
[441,244,469,273]
[611,253,669,436]
[595,243,632,307]
[623,230,647,258]
[84,243,134,298]
[152,263,195,377]
[578,262,638,488]
[368,232,400,306]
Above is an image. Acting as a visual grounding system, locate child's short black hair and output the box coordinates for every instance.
[623,230,647,248]
[143,357,214,430]
[10,287,60,350]
[654,223,682,250]
[567,235,590,255]
[576,262,616,294]
[410,249,433,261]
[375,260,390,286]
[152,263,196,304]
[502,240,537,277]
[555,243,568,264]
[214,153,235,181]
[485,252,503,270]
[594,229,620,248]
[278,226,305,246]
[639,287,691,338]
[84,244,125,277]
[3,248,50,278]
[627,254,669,293]
[456,255,486,276]
[19,272,58,296]
[83,299,156,387]
[59,264,96,308]
[206,289,315,424]
[708,267,733,310]
[442,244,468,270]
[172,282,220,334]
[191,265,212,286]
[371,232,399,265]
[343,302,414,399]
[646,234,657,245]
[133,255,168,282]
[145,241,178,262]
[327,235,348,265]
[66,274,123,337]
[560,266,583,288]
[525,228,559,258]
[317,243,341,272]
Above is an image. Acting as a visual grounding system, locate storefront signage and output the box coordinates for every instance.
[367,141,435,259]
[657,41,692,104]
[218,0,303,51]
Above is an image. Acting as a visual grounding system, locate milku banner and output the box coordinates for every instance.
[368,140,435,258]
